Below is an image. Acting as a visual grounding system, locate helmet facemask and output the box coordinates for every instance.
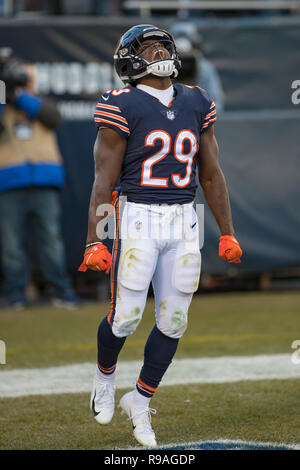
[115,27,181,84]
[131,38,178,78]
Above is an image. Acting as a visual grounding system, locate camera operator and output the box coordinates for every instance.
[0,50,80,309]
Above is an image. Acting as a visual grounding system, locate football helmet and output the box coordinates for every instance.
[114,24,181,84]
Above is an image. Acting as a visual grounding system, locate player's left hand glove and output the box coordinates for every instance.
[219,235,242,264]
[78,243,112,274]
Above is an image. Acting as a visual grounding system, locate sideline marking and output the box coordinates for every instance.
[0,353,299,398]
[125,439,300,451]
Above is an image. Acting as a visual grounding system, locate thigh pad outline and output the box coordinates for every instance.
[118,240,155,291]
[172,244,201,294]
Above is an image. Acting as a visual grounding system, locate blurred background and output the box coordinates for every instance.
[0,0,299,306]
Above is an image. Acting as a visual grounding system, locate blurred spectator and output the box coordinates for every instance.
[0,49,80,309]
[170,21,225,112]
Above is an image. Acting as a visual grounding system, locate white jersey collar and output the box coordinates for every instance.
[136,83,174,107]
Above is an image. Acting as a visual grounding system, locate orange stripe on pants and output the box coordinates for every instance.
[108,199,121,324]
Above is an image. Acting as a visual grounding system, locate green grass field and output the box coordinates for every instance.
[0,291,300,449]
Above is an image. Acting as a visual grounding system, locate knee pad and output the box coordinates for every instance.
[172,245,201,294]
[112,305,143,337]
[156,295,189,339]
[118,240,155,291]
[112,281,147,337]
[112,316,141,338]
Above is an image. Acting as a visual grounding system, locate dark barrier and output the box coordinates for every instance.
[197,109,300,274]
[182,15,300,110]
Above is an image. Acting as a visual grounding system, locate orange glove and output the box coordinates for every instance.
[219,235,242,264]
[78,243,112,274]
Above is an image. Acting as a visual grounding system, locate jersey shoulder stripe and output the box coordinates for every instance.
[204,104,216,121]
[94,92,130,138]
[96,103,121,112]
[202,117,217,129]
[94,110,129,125]
[202,100,217,130]
[199,91,217,133]
[94,117,130,134]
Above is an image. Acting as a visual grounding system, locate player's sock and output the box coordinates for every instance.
[97,315,126,373]
[136,325,179,398]
[96,362,116,384]
[133,388,151,408]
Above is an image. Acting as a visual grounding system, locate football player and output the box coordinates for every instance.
[79,24,242,447]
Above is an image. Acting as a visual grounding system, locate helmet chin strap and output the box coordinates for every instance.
[146,60,178,78]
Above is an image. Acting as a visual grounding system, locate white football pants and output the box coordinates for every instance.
[108,199,202,339]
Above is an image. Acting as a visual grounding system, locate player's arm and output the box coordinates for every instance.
[86,128,126,244]
[197,125,242,263]
[197,125,233,235]
[79,128,126,273]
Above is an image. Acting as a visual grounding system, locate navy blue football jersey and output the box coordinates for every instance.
[94,84,216,204]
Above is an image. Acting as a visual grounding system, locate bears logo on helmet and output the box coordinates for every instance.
[114,24,181,84]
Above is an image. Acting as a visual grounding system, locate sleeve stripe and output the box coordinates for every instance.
[203,116,217,127]
[202,116,217,128]
[94,117,130,134]
[94,110,128,125]
[207,106,216,115]
[96,103,121,112]
[204,109,217,120]
[209,101,216,109]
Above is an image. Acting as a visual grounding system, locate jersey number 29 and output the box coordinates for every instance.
[141,130,198,188]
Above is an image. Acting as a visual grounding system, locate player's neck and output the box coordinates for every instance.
[136,75,172,90]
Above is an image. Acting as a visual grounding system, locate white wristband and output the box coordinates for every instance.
[85,241,103,249]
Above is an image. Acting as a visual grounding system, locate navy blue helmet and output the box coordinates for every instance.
[114,24,181,84]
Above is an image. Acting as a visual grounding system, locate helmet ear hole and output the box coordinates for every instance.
[120,63,128,73]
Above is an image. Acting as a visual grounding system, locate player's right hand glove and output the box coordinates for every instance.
[219,235,242,264]
[78,243,112,274]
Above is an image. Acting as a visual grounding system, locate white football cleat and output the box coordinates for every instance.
[90,372,115,425]
[119,390,157,447]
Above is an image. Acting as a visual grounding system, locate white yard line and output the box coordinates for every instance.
[0,353,299,398]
